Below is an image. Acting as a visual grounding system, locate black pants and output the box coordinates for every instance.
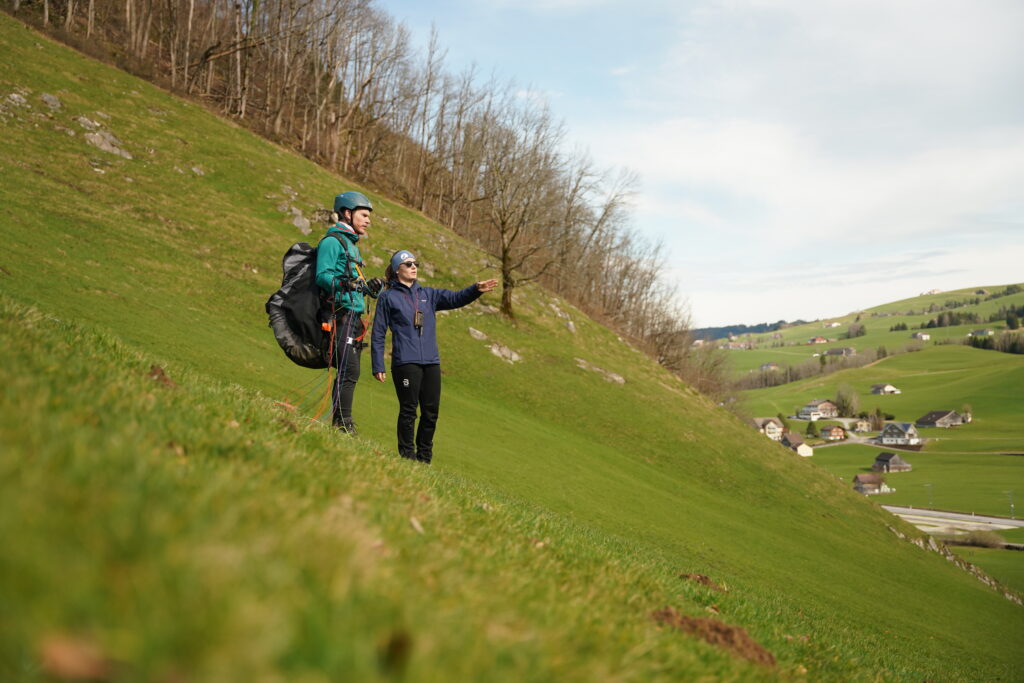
[392,363,441,462]
[331,313,363,425]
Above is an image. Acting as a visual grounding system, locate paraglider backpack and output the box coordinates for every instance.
[265,235,345,369]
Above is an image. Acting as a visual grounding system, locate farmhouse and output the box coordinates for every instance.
[912,332,931,341]
[916,410,963,428]
[782,432,813,457]
[872,452,912,473]
[879,422,922,446]
[871,383,901,395]
[968,329,995,337]
[749,417,784,441]
[853,419,871,433]
[821,425,846,441]
[759,362,780,372]
[799,399,838,420]
[809,336,829,345]
[823,322,841,328]
[853,473,894,495]
[825,347,856,357]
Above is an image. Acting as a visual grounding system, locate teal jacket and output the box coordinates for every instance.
[315,223,365,314]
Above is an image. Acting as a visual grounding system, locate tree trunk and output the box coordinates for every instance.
[183,0,194,91]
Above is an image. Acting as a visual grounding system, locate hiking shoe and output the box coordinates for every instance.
[333,417,357,435]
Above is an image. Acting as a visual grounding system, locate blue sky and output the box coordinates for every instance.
[376,0,1024,327]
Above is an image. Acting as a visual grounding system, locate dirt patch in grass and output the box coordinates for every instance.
[652,607,776,668]
[680,572,727,592]
[147,364,178,388]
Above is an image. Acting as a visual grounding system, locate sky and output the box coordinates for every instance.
[375,0,1024,327]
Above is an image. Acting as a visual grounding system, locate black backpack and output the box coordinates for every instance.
[265,236,342,369]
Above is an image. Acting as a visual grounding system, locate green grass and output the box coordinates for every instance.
[2,14,1023,680]
[741,346,1024,517]
[801,443,1022,517]
[950,547,1024,595]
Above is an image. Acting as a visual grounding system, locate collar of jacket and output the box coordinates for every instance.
[390,280,418,293]
[329,222,359,242]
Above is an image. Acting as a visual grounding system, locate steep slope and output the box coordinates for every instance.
[2,15,1022,680]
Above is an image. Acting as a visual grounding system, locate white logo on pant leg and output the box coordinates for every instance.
[403,378,410,387]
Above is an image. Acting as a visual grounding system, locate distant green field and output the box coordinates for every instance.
[741,346,1024,516]
[805,443,1021,517]
[2,15,1023,681]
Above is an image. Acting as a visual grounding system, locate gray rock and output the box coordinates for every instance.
[574,357,625,385]
[566,320,577,334]
[94,110,110,119]
[5,93,28,107]
[468,327,488,341]
[292,214,311,234]
[75,116,100,130]
[489,343,521,363]
[191,166,205,176]
[84,130,132,159]
[40,93,61,110]
[550,302,570,319]
[276,203,290,213]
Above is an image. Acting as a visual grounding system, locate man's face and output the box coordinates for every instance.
[349,208,371,235]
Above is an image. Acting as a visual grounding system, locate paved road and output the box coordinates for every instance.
[882,506,1024,534]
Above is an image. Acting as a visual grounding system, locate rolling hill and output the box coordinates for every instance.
[722,284,1024,376]
[2,14,1022,680]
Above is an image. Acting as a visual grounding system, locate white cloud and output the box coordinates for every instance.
[610,66,633,76]
[574,0,1024,324]
[679,238,1024,326]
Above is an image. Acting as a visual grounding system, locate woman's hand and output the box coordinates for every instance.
[476,279,498,293]
[374,372,387,383]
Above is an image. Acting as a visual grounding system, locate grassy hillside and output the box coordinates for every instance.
[2,14,1022,680]
[724,284,1024,376]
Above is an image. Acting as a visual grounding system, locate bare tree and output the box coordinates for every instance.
[474,97,565,317]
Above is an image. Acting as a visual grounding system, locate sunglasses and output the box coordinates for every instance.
[399,261,419,268]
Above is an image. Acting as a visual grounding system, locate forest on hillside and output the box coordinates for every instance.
[4,0,729,396]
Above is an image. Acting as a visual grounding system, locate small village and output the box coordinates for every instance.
[748,384,974,496]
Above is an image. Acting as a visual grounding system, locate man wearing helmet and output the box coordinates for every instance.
[315,191,383,435]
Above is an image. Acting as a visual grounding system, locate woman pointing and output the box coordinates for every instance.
[371,249,498,464]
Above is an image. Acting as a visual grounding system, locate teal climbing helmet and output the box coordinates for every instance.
[334,191,373,214]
